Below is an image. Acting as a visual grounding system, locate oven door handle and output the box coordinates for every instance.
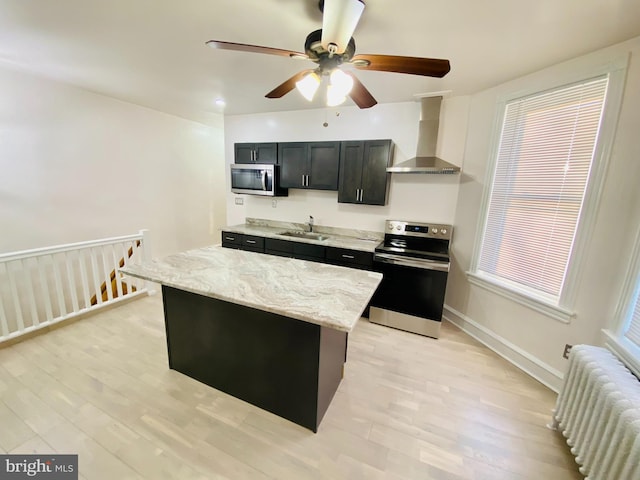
[374,253,450,272]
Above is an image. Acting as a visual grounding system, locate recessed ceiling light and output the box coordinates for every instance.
[215,98,226,107]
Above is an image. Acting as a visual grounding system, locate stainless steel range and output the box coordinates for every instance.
[370,220,452,338]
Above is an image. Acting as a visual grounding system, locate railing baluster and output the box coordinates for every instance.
[65,251,80,313]
[23,258,40,328]
[90,247,103,306]
[140,229,155,295]
[101,246,114,302]
[7,261,25,333]
[130,240,141,291]
[51,254,67,317]
[0,263,11,336]
[112,243,124,299]
[121,241,135,293]
[37,256,54,323]
[78,248,91,310]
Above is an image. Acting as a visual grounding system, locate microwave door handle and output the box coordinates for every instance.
[261,170,267,190]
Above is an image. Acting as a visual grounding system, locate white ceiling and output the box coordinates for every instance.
[1,0,640,124]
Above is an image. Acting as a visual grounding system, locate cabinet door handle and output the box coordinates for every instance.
[341,254,355,259]
[246,240,256,244]
[306,175,309,187]
[360,188,363,202]
[225,236,235,241]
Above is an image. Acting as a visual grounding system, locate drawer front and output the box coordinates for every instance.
[265,238,294,254]
[293,242,325,260]
[222,231,244,248]
[326,247,373,269]
[242,235,265,252]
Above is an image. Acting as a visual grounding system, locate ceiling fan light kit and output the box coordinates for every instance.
[206,0,450,109]
[295,72,321,101]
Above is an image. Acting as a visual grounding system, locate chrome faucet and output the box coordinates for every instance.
[308,215,314,233]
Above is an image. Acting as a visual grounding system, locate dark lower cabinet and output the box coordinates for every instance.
[279,141,340,190]
[338,140,393,206]
[264,238,294,257]
[221,231,264,253]
[221,231,244,249]
[241,235,265,253]
[229,233,374,271]
[265,238,326,262]
[326,247,373,270]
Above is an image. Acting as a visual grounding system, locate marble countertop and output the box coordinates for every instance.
[223,218,384,252]
[120,246,382,332]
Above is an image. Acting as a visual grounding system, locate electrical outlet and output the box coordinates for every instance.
[563,344,573,359]
[272,199,277,208]
[234,197,243,205]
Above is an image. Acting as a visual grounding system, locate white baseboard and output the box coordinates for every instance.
[443,304,564,392]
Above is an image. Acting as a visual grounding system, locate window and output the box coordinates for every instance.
[624,286,640,348]
[604,228,640,378]
[470,76,613,321]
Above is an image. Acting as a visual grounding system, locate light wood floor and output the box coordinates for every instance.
[0,294,582,480]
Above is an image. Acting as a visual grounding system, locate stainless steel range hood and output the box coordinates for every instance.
[387,96,461,174]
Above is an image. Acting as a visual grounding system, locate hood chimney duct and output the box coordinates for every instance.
[386,96,461,174]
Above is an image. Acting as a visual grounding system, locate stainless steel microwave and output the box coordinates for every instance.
[230,164,288,196]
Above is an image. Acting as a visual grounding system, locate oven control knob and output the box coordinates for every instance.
[388,224,394,230]
[441,228,447,235]
[395,225,402,231]
[432,228,438,234]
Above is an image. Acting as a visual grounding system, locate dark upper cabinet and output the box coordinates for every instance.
[234,143,278,164]
[338,140,393,206]
[278,142,340,190]
[278,143,307,187]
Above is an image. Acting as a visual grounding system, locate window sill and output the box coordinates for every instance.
[603,330,640,379]
[466,272,575,324]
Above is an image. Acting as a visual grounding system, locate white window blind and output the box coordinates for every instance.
[477,77,608,302]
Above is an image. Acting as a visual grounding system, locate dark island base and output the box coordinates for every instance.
[161,286,348,432]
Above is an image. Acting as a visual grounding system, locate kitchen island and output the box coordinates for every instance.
[120,245,382,432]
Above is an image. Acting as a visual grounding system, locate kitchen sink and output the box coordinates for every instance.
[278,231,329,241]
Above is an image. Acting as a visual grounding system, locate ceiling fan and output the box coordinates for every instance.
[205,0,450,109]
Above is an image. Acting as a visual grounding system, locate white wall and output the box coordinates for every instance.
[224,98,470,232]
[0,64,227,258]
[446,36,640,390]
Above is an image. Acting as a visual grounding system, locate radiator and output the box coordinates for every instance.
[550,344,640,480]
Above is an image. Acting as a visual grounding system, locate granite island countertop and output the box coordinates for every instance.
[223,218,384,252]
[120,245,382,332]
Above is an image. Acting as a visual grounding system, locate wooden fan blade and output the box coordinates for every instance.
[321,0,365,54]
[347,73,377,109]
[265,70,314,99]
[206,40,307,59]
[351,54,450,78]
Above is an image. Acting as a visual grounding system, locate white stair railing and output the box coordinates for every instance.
[0,229,150,344]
